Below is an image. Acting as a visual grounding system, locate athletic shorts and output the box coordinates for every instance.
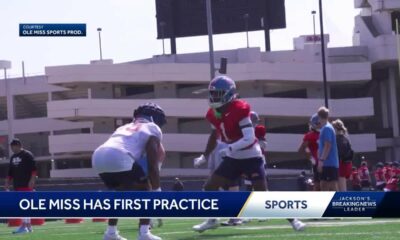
[92,147,136,174]
[99,162,147,190]
[339,161,352,179]
[320,166,339,182]
[214,156,266,182]
[312,165,320,182]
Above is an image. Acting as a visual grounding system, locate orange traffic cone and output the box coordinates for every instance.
[65,218,84,224]
[8,219,22,227]
[31,218,45,225]
[92,218,108,222]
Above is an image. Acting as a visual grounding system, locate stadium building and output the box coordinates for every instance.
[0,0,399,183]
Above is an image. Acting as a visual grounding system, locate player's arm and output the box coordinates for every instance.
[298,140,309,154]
[226,116,255,153]
[27,152,37,189]
[204,129,217,158]
[194,129,217,168]
[146,136,161,190]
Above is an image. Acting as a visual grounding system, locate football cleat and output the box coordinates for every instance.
[137,231,162,240]
[103,231,127,240]
[12,227,30,234]
[193,219,219,233]
[220,218,243,226]
[290,219,306,231]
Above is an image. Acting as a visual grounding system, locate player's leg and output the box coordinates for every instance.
[125,161,162,240]
[193,158,238,232]
[313,165,321,191]
[99,172,127,240]
[221,179,243,226]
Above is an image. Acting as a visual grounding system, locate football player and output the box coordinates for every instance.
[350,166,362,191]
[383,162,392,183]
[374,162,386,191]
[384,161,400,192]
[92,103,166,240]
[298,114,321,191]
[358,159,371,190]
[192,76,305,232]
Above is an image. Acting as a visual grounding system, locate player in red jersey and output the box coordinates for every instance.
[192,76,305,232]
[374,162,386,191]
[350,167,362,191]
[298,114,320,191]
[358,159,371,190]
[242,111,267,191]
[383,162,392,182]
[391,161,399,177]
[384,162,399,192]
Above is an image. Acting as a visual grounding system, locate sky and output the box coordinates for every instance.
[0,0,359,77]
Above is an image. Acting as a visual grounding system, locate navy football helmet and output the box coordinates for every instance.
[133,103,166,128]
[208,76,237,109]
[309,113,320,130]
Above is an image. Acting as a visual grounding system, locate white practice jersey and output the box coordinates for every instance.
[93,120,162,173]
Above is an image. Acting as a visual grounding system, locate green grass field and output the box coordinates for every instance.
[1,218,400,240]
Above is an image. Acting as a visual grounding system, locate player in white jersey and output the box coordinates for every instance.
[92,103,166,240]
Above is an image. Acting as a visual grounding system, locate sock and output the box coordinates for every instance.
[106,225,117,234]
[140,225,150,235]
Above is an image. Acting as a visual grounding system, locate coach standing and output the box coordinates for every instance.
[4,138,36,234]
[316,107,339,191]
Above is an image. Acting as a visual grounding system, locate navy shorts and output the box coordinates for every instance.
[320,166,339,182]
[214,156,266,182]
[99,162,147,190]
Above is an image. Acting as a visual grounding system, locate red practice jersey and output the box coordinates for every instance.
[351,170,361,187]
[303,131,320,165]
[374,168,385,183]
[358,166,370,181]
[206,99,251,144]
[385,177,399,192]
[383,166,392,182]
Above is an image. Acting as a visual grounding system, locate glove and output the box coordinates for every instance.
[193,154,207,168]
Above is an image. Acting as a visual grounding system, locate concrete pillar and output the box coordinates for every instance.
[237,81,263,98]
[379,80,389,128]
[388,68,399,137]
[5,71,14,154]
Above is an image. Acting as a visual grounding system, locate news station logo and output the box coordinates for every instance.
[19,24,86,37]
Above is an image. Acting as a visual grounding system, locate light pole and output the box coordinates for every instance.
[206,0,215,80]
[244,13,250,48]
[97,27,103,60]
[160,21,166,55]
[319,0,329,108]
[311,10,317,43]
[0,60,13,154]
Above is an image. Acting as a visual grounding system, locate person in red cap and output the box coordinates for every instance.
[4,138,37,234]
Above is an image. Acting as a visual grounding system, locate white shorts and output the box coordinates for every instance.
[92,147,135,174]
